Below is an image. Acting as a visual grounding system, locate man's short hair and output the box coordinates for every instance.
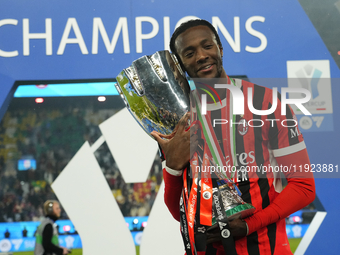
[169,19,222,57]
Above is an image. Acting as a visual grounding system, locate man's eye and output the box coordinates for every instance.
[204,45,213,49]
[185,52,194,58]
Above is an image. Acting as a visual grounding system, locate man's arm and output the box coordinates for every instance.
[243,149,315,235]
[163,164,184,222]
[42,223,64,255]
[231,87,316,238]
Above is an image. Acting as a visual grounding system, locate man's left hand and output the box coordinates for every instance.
[229,218,248,239]
[206,218,248,244]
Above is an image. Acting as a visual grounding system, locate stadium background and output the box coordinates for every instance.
[1,0,340,254]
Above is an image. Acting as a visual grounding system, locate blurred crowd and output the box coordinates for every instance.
[0,99,163,223]
[0,97,315,224]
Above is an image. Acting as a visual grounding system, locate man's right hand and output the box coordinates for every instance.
[151,112,199,171]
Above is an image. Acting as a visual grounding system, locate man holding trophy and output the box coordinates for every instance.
[116,19,315,255]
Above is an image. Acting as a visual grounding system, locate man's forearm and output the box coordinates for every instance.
[244,149,315,234]
[163,166,183,222]
[244,177,315,234]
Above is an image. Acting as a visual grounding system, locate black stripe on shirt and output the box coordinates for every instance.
[251,85,277,254]
[235,114,251,204]
[268,102,279,150]
[285,105,300,146]
[253,85,277,254]
[210,107,226,157]
[252,85,270,209]
[267,222,277,255]
[247,231,260,255]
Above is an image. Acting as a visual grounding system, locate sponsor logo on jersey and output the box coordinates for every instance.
[226,151,255,167]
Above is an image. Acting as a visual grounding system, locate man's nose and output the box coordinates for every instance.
[196,48,208,63]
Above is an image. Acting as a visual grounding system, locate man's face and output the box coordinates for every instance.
[174,25,224,79]
[53,203,61,218]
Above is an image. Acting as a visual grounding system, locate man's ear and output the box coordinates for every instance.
[219,45,224,57]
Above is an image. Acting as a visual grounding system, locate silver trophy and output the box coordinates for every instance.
[115,50,254,225]
[115,50,190,137]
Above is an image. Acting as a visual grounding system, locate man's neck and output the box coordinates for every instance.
[206,68,229,101]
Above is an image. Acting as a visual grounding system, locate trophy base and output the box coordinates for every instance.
[211,203,255,226]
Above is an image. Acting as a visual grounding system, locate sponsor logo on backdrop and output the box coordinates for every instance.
[287,60,334,131]
[65,236,75,248]
[0,239,11,252]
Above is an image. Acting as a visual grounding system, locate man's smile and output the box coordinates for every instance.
[198,63,214,73]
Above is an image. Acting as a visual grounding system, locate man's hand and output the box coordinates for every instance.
[206,218,248,244]
[229,218,248,238]
[151,112,199,170]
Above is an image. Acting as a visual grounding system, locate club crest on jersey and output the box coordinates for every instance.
[238,118,249,136]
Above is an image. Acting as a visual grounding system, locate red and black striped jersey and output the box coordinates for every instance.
[162,79,315,255]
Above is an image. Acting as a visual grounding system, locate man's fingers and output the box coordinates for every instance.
[190,124,199,137]
[228,218,247,239]
[190,139,199,159]
[159,130,177,139]
[176,112,190,133]
[190,133,199,141]
[206,227,220,244]
[150,131,166,148]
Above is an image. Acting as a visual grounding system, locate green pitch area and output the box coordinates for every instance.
[13,247,140,255]
[13,240,300,255]
[289,237,302,253]
[13,249,82,255]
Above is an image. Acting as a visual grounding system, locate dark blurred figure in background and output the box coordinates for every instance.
[34,200,70,255]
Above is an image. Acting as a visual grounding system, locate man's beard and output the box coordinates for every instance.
[214,57,224,78]
[214,66,223,78]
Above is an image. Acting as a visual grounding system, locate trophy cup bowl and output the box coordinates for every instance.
[115,50,190,137]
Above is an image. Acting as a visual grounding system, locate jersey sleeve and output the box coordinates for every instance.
[162,161,183,222]
[159,142,183,222]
